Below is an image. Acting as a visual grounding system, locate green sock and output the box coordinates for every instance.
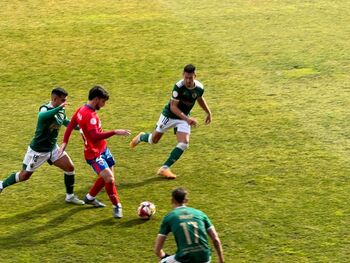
[3,172,18,188]
[163,147,184,167]
[140,133,150,143]
[64,173,75,194]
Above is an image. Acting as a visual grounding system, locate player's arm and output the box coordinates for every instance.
[154,234,169,260]
[63,118,80,130]
[38,102,66,121]
[207,226,224,263]
[59,111,78,155]
[197,96,212,124]
[87,129,131,143]
[170,99,198,126]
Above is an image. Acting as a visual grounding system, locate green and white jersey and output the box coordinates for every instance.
[162,79,204,119]
[159,206,213,263]
[29,102,69,152]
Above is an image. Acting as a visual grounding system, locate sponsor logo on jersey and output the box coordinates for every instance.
[90,118,97,125]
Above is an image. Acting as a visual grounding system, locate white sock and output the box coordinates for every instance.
[66,193,74,199]
[86,193,95,200]
[15,172,20,182]
[148,133,153,144]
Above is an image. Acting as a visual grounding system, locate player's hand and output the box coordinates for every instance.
[59,101,68,109]
[187,117,198,127]
[114,129,131,136]
[58,143,67,157]
[205,114,212,125]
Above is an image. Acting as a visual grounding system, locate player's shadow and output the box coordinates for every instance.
[0,205,86,249]
[0,197,71,224]
[118,176,164,189]
[118,218,151,228]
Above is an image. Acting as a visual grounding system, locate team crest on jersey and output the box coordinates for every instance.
[192,93,197,99]
[172,91,179,98]
[90,118,97,125]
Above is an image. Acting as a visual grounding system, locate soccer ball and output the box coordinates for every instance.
[137,201,156,219]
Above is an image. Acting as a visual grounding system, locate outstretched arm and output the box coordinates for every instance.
[197,96,212,124]
[207,227,224,263]
[88,129,131,143]
[38,102,66,121]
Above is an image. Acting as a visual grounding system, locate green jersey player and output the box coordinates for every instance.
[155,187,224,263]
[0,87,84,205]
[130,64,212,179]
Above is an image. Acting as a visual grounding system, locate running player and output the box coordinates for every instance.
[154,187,224,263]
[0,87,84,205]
[130,64,212,179]
[60,85,131,219]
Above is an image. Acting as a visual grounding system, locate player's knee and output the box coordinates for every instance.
[67,166,74,173]
[104,177,114,184]
[64,170,75,176]
[177,142,189,151]
[20,171,32,181]
[103,174,114,183]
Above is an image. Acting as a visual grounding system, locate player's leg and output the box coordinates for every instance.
[1,147,46,193]
[99,167,122,218]
[52,151,84,205]
[84,158,107,208]
[0,170,33,193]
[130,114,168,148]
[99,148,122,218]
[158,121,190,179]
[159,255,181,263]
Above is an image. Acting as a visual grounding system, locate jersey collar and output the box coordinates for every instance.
[84,103,95,111]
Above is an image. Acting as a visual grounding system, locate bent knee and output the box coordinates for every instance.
[20,171,33,181]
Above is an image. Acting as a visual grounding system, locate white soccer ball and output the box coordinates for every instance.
[137,201,156,219]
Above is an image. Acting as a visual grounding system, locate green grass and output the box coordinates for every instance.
[0,0,350,262]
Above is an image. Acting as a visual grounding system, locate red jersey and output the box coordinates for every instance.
[64,104,115,160]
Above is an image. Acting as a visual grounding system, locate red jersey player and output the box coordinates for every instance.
[60,85,131,218]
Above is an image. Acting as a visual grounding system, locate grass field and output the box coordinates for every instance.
[0,0,350,262]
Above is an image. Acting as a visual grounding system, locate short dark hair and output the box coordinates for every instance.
[172,187,188,204]
[51,87,68,97]
[183,64,196,74]
[88,85,109,100]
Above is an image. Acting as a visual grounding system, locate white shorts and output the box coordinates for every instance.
[156,114,191,134]
[23,146,67,172]
[160,255,210,263]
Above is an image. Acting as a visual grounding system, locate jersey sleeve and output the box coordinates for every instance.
[63,110,78,144]
[203,212,213,230]
[198,87,204,97]
[158,215,171,236]
[87,129,116,143]
[171,84,181,101]
[38,105,62,121]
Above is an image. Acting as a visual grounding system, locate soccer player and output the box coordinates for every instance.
[0,87,84,205]
[130,64,212,179]
[154,187,225,263]
[60,85,131,219]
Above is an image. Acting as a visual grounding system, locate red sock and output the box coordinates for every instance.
[89,176,105,197]
[104,181,120,205]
